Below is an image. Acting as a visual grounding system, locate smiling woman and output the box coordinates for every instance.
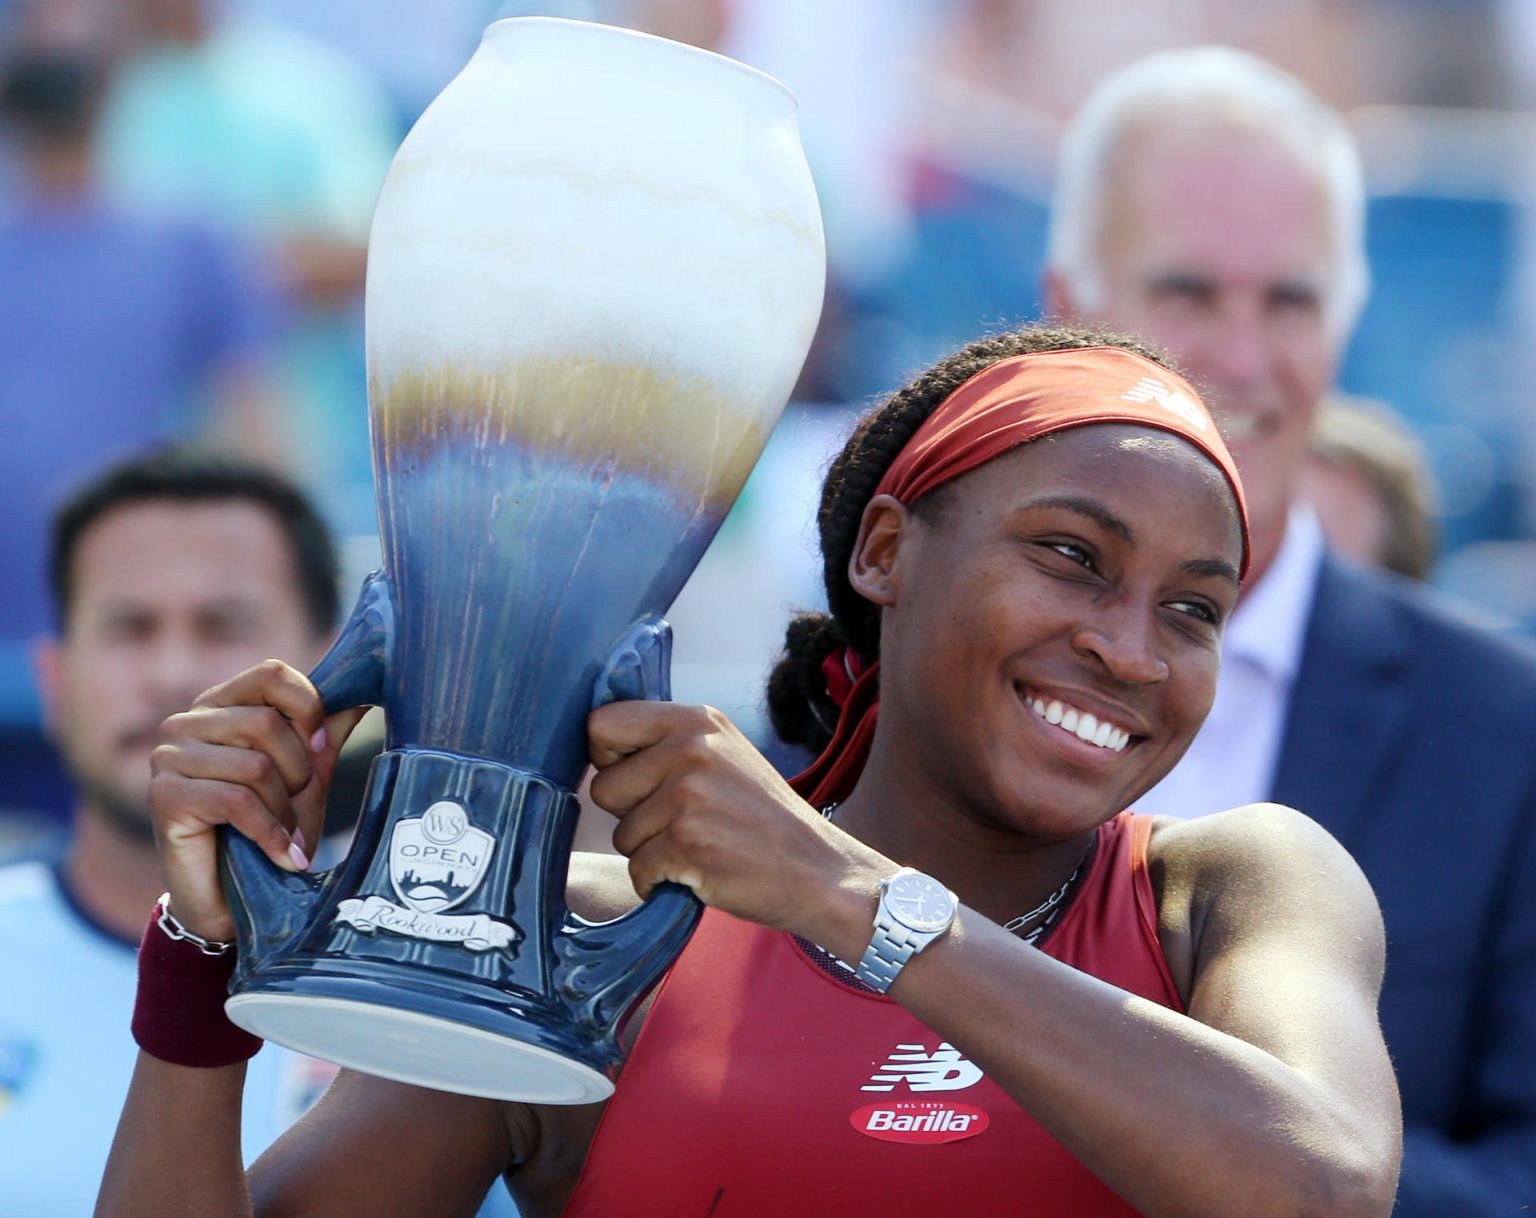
[777,332,1249,847]
[98,324,1401,1218]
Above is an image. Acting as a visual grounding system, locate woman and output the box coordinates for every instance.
[100,325,1401,1217]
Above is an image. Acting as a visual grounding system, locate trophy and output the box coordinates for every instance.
[214,17,825,1104]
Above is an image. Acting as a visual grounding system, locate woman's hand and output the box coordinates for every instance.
[147,659,366,942]
[586,701,888,936]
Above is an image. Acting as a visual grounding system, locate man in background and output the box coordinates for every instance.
[0,448,512,1216]
[1045,46,1536,1214]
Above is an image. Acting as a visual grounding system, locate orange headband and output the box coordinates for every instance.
[790,345,1250,809]
[875,346,1249,567]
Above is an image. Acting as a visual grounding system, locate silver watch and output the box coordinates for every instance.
[855,868,958,994]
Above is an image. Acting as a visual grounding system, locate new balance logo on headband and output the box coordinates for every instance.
[1121,376,1209,432]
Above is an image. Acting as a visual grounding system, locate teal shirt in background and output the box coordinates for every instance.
[94,13,402,533]
[0,861,518,1216]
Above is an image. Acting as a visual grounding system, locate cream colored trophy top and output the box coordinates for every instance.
[365,16,827,515]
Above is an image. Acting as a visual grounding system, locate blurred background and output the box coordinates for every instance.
[4,0,1536,828]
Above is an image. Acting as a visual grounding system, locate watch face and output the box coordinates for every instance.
[885,872,956,934]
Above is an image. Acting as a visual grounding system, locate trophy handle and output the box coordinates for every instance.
[218,571,395,966]
[307,569,395,713]
[219,827,328,969]
[555,616,704,1031]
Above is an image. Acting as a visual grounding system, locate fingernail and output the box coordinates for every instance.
[292,827,307,854]
[288,840,310,871]
[310,726,327,753]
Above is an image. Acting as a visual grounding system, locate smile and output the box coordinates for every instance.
[1021,689,1132,753]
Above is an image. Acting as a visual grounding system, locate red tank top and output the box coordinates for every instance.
[560,812,1178,1217]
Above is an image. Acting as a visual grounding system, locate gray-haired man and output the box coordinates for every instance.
[1047,46,1536,1215]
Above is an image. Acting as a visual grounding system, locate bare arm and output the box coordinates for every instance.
[95,662,525,1217]
[97,1057,253,1218]
[589,702,1402,1218]
[97,1054,519,1218]
[250,1070,516,1217]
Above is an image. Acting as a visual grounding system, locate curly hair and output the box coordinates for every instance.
[765,322,1183,753]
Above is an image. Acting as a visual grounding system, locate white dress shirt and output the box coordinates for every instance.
[1131,506,1325,820]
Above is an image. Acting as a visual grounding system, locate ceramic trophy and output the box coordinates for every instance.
[214,17,825,1104]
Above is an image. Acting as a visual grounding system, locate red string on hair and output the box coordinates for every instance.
[819,645,866,709]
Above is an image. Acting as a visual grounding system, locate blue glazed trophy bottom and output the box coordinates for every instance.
[225,967,614,1103]
[221,749,630,1103]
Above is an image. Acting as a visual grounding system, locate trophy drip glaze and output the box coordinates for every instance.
[372,360,768,780]
[216,17,825,1104]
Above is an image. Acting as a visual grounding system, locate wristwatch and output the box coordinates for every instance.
[855,868,958,994]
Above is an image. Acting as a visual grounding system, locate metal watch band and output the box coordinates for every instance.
[855,923,921,994]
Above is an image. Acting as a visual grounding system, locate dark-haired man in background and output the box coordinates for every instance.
[0,451,522,1216]
[0,448,518,1217]
[0,448,343,1213]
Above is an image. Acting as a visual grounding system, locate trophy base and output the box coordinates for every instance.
[225,991,615,1104]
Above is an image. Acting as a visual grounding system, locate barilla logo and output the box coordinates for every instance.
[850,1099,990,1144]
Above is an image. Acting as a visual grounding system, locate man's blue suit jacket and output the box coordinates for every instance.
[1270,553,1536,1215]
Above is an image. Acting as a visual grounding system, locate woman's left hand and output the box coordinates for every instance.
[586,700,885,935]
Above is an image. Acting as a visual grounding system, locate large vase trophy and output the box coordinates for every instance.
[214,18,825,1104]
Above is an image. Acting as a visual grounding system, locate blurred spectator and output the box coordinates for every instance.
[920,0,1514,125]
[1302,392,1439,580]
[241,0,502,128]
[1044,45,1536,1214]
[94,0,401,529]
[716,0,934,285]
[0,38,280,817]
[0,446,513,1216]
[0,449,341,1214]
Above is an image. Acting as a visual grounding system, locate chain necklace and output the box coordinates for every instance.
[820,803,1089,944]
[1000,867,1081,942]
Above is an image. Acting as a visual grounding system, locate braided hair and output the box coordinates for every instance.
[765,322,1184,754]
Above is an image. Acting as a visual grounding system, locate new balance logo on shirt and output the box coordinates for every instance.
[862,1042,984,1093]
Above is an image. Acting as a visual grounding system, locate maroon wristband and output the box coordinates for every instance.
[131,901,263,1068]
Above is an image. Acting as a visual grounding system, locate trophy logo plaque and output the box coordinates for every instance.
[214,17,825,1104]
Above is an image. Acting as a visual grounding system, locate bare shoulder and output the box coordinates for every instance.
[565,850,642,922]
[1149,802,1365,884]
[1146,806,1384,978]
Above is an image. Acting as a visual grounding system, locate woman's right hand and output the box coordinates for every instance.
[147,659,366,942]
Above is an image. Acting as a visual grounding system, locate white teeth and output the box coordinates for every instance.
[1024,690,1133,754]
